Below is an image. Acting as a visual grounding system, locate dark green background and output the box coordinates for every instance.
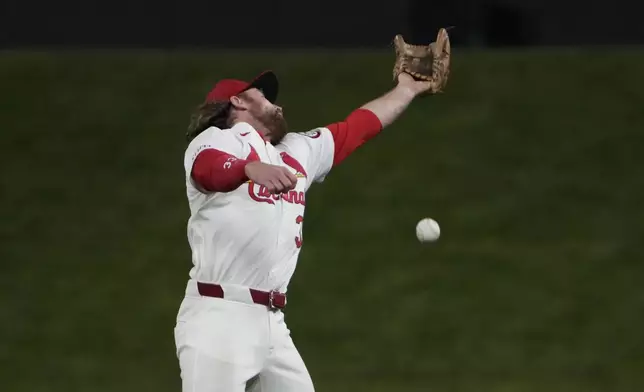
[1,49,643,391]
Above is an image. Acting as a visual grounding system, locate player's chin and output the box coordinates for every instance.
[269,128,288,145]
[268,118,289,145]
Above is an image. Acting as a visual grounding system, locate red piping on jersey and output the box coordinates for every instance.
[325,108,383,166]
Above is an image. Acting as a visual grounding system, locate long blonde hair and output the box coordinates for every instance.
[186,100,232,142]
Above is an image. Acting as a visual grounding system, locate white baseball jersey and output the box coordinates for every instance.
[182,122,335,293]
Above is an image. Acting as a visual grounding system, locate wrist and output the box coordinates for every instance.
[395,83,419,100]
[241,160,251,175]
[242,160,259,179]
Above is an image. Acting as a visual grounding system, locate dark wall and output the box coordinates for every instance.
[1,0,644,48]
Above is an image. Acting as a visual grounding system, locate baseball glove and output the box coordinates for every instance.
[392,28,451,94]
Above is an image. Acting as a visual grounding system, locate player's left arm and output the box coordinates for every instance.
[328,73,428,166]
[280,74,431,183]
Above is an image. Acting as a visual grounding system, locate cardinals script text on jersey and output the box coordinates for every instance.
[182,122,334,293]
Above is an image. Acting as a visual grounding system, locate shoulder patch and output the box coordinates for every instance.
[298,130,321,139]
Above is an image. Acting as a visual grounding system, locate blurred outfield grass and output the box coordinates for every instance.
[1,48,643,392]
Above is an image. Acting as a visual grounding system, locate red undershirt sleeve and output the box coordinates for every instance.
[325,108,383,166]
[191,149,250,193]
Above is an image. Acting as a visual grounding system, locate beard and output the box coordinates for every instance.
[261,107,289,145]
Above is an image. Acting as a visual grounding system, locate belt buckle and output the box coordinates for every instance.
[268,291,276,310]
[268,290,285,310]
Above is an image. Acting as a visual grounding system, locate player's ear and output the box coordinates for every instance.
[229,95,248,111]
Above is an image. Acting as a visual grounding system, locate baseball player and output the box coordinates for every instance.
[174,32,450,392]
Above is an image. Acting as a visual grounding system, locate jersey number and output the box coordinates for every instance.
[295,215,304,248]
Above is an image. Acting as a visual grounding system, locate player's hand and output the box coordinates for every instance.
[244,161,298,194]
[396,72,436,97]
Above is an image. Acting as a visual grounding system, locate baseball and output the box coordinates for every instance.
[416,218,440,242]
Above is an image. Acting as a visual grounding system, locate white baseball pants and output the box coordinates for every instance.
[174,283,314,392]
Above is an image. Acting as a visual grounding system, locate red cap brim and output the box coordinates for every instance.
[205,70,279,103]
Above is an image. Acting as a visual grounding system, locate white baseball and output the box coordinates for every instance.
[416,218,440,242]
